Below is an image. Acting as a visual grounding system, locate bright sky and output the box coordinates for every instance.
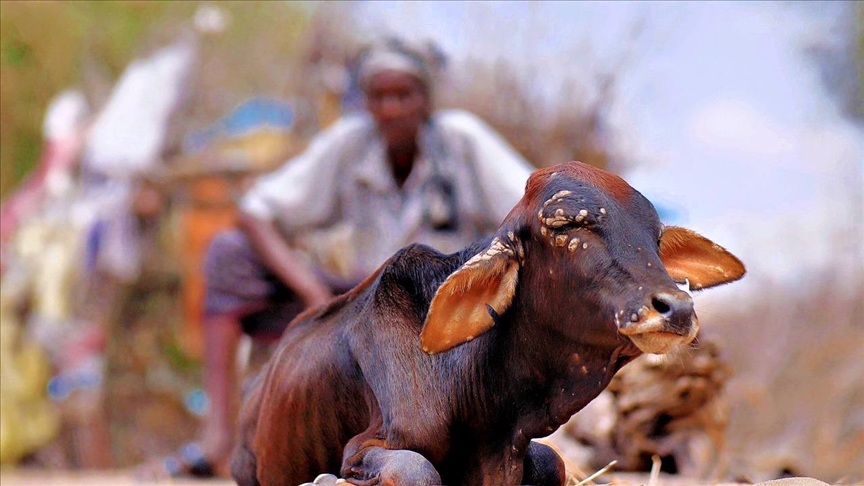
[355,1,863,286]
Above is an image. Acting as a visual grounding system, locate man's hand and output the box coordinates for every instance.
[237,211,334,308]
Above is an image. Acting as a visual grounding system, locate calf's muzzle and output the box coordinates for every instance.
[618,289,698,354]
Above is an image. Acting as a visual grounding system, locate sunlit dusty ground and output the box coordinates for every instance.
[0,470,233,486]
[0,469,761,486]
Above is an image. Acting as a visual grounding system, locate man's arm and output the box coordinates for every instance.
[236,116,371,306]
[237,210,333,308]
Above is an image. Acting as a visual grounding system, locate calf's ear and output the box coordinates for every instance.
[420,238,519,354]
[659,226,746,290]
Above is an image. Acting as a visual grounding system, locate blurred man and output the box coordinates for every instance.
[157,38,534,478]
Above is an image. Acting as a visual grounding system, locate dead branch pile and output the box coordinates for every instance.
[564,338,731,479]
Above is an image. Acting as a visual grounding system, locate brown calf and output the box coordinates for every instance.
[231,161,745,486]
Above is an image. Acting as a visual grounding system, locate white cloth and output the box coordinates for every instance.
[83,39,195,178]
[240,110,533,281]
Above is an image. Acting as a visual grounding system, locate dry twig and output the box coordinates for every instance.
[648,454,661,486]
[577,459,618,485]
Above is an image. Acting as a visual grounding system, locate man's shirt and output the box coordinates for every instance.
[240,109,533,281]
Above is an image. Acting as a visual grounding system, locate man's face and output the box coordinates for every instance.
[364,71,430,151]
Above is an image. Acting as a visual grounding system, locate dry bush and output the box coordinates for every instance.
[438,58,617,172]
[565,341,732,480]
[0,2,313,197]
[285,5,633,174]
[709,273,864,482]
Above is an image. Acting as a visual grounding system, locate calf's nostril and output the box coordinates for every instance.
[650,291,693,322]
[651,296,673,317]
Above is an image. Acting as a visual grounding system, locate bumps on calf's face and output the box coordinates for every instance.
[423,161,745,357]
[510,162,745,356]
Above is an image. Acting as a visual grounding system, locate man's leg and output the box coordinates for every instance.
[145,229,325,478]
[142,230,266,479]
[181,229,298,476]
[200,311,243,474]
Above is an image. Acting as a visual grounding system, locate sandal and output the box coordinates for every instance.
[138,442,216,479]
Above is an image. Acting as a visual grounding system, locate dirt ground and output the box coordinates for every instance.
[0,469,765,486]
[0,469,234,486]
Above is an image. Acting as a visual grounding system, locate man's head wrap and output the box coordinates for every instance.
[358,38,446,93]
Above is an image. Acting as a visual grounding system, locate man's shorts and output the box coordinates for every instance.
[203,230,309,337]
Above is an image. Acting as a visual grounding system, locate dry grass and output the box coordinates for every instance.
[709,274,863,481]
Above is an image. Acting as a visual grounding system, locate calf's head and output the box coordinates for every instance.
[420,162,745,356]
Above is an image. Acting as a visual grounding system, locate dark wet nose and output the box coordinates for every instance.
[651,290,694,334]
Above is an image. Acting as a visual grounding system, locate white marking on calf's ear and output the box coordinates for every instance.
[676,279,693,298]
[420,238,520,354]
[659,226,746,290]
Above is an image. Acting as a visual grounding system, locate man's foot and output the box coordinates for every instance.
[137,442,222,479]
